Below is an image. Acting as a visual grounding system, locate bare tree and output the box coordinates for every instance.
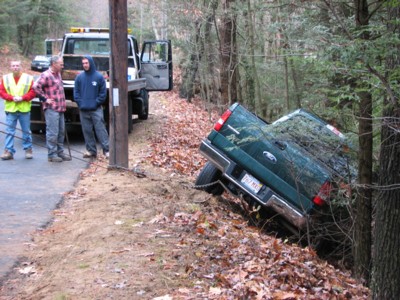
[219,0,237,106]
[244,0,262,113]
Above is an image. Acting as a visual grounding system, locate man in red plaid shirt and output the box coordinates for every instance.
[33,55,71,162]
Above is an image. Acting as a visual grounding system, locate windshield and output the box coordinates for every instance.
[64,38,133,56]
[62,37,136,72]
[64,38,111,55]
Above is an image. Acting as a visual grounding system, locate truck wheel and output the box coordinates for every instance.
[195,162,224,196]
[138,105,148,120]
[138,89,149,120]
[30,124,46,134]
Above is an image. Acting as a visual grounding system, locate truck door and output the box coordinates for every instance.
[140,40,173,91]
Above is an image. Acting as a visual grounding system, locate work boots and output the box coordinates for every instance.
[58,153,72,161]
[25,148,33,159]
[83,151,96,158]
[1,150,13,160]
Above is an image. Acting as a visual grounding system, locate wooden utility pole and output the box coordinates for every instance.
[109,0,128,167]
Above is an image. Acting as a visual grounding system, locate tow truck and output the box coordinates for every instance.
[30,27,173,133]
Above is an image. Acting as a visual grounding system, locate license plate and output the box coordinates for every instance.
[241,173,263,194]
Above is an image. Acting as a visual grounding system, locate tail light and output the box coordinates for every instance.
[326,124,345,138]
[313,181,332,206]
[214,109,232,132]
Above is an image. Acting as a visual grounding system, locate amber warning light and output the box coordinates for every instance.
[70,27,132,34]
[70,27,109,33]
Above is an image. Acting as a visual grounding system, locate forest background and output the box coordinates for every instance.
[0,0,399,299]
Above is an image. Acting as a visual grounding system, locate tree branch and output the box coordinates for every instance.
[366,64,398,106]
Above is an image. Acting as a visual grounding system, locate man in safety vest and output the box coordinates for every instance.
[0,60,36,160]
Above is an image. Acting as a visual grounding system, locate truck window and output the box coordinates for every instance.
[65,39,75,54]
[142,41,169,63]
[73,39,111,55]
[270,114,357,178]
[64,38,134,64]
[45,38,63,56]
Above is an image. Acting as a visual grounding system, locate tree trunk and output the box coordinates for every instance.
[353,0,372,284]
[371,3,400,299]
[202,0,220,106]
[240,7,254,109]
[246,0,262,113]
[219,0,237,107]
[354,91,373,283]
[283,53,289,110]
[179,20,201,102]
[289,58,301,109]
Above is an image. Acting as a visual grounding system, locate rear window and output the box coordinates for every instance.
[269,114,357,180]
[272,115,339,148]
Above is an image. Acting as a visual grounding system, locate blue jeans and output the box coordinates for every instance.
[4,111,32,154]
[44,108,65,158]
[79,107,109,155]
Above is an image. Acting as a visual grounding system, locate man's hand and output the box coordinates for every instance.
[13,96,22,102]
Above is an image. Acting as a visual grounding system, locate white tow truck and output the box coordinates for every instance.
[31,27,173,133]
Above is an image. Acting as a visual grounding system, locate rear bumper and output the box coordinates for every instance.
[199,139,309,230]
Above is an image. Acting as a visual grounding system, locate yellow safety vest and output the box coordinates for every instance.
[2,73,33,113]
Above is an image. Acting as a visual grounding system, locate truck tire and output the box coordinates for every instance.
[30,124,46,134]
[138,89,149,120]
[195,161,224,196]
[138,105,148,120]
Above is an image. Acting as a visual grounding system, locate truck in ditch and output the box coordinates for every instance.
[195,103,358,239]
[30,27,173,133]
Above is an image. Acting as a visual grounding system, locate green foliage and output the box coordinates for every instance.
[0,0,70,55]
[0,0,19,46]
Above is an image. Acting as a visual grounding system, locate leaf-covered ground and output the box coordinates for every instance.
[0,78,370,299]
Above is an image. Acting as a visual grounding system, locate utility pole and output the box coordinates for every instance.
[109,0,128,167]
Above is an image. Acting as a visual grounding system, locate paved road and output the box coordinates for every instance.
[0,99,87,279]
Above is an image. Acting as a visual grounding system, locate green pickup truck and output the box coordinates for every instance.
[196,103,357,233]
